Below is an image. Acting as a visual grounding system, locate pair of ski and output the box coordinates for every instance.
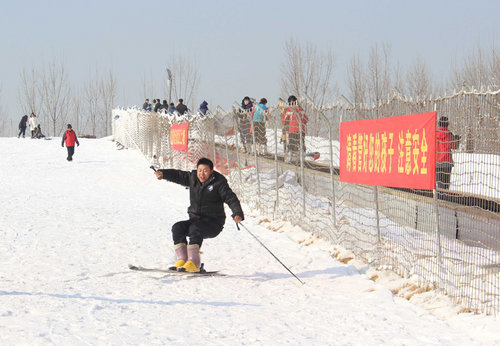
[128,264,225,277]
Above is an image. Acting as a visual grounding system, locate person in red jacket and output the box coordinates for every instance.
[436,116,459,190]
[281,95,308,163]
[62,124,80,161]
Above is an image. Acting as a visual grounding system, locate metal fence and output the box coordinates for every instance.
[113,88,500,315]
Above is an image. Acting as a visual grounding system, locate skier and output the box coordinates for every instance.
[18,115,28,138]
[61,124,80,161]
[154,157,244,272]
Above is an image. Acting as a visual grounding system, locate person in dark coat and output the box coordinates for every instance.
[238,96,253,153]
[162,100,168,111]
[154,99,161,112]
[175,98,189,115]
[199,100,209,116]
[61,124,80,161]
[143,99,151,111]
[18,115,28,138]
[155,157,244,272]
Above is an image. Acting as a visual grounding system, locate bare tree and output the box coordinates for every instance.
[99,70,117,136]
[451,44,500,89]
[280,38,335,105]
[367,43,393,109]
[38,60,71,136]
[71,91,85,135]
[167,53,200,109]
[346,54,367,109]
[85,69,100,137]
[0,84,6,136]
[406,56,433,100]
[18,67,40,116]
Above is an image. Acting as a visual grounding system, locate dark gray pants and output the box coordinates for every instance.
[66,146,75,161]
[172,218,224,247]
[436,162,453,190]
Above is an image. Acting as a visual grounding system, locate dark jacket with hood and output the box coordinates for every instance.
[159,169,244,225]
[19,115,28,129]
[199,101,208,115]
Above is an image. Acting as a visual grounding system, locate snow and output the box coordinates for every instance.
[0,137,498,345]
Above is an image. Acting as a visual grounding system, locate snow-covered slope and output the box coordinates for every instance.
[0,137,497,345]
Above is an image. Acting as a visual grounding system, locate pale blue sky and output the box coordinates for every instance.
[1,0,498,122]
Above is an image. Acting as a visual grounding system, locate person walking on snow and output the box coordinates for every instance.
[154,157,244,272]
[61,124,80,161]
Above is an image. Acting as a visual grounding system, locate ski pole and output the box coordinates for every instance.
[237,222,305,285]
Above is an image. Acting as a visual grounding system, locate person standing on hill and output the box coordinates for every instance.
[29,113,39,138]
[18,115,28,138]
[155,157,244,272]
[61,124,80,161]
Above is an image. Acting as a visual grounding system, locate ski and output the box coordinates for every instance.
[128,264,225,276]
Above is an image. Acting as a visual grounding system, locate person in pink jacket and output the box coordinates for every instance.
[61,124,80,161]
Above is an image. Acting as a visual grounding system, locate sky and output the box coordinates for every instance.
[0,136,498,344]
[0,0,498,124]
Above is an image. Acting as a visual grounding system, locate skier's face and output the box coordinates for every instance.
[197,164,213,183]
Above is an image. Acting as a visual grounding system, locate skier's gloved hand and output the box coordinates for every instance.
[61,144,64,147]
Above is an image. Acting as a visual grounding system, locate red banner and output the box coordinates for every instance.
[170,123,189,151]
[340,112,436,189]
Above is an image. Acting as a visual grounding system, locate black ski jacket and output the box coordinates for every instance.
[160,169,244,224]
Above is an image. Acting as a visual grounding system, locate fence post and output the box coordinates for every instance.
[274,110,280,219]
[251,119,261,205]
[433,188,443,265]
[374,186,381,242]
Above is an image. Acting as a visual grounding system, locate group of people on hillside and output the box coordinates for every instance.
[18,112,80,162]
[236,95,309,162]
[18,113,44,139]
[142,98,209,116]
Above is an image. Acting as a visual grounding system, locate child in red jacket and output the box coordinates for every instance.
[62,124,80,161]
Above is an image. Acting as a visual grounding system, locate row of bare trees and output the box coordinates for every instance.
[16,61,116,138]
[1,40,497,138]
[281,38,499,112]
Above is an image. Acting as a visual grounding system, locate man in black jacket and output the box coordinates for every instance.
[175,98,189,115]
[155,157,244,272]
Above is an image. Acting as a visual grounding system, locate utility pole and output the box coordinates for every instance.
[166,68,173,105]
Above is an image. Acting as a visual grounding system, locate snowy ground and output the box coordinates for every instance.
[0,137,498,345]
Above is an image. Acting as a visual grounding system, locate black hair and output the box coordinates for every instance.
[197,157,214,170]
[438,116,449,128]
[260,98,267,104]
[288,95,297,104]
[178,98,184,103]
[243,96,251,102]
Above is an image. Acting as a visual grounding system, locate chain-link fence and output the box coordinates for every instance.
[113,88,500,315]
